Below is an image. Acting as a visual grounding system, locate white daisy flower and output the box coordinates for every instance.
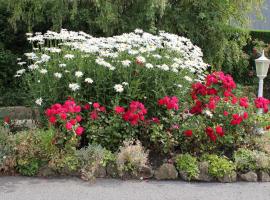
[28,64,39,70]
[122,82,129,86]
[75,71,83,78]
[41,54,51,62]
[85,78,93,84]
[121,60,131,67]
[184,76,193,82]
[114,84,124,93]
[145,63,154,69]
[35,98,43,106]
[64,54,75,59]
[18,62,26,66]
[40,69,48,74]
[69,83,80,91]
[153,54,162,59]
[59,63,66,68]
[16,69,26,75]
[54,72,62,79]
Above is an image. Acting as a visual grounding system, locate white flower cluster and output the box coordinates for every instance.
[18,29,209,102]
[24,29,208,76]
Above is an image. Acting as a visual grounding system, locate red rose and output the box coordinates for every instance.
[69,119,77,125]
[114,106,125,114]
[93,102,100,109]
[183,130,193,137]
[243,112,248,120]
[90,111,98,120]
[49,116,57,124]
[76,115,82,122]
[75,126,84,136]
[239,97,249,108]
[84,103,90,110]
[215,125,224,137]
[60,113,67,120]
[99,106,106,112]
[65,122,73,130]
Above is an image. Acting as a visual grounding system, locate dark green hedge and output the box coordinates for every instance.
[250,30,270,44]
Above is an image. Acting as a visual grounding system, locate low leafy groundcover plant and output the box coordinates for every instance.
[202,154,235,179]
[175,153,199,181]
[234,148,270,173]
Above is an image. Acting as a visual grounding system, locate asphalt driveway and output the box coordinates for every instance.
[0,176,270,200]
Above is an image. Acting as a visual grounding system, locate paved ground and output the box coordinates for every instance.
[0,176,270,200]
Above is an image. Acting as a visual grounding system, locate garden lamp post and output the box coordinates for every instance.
[255,50,270,114]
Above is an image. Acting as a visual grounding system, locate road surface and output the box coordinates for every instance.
[0,176,270,200]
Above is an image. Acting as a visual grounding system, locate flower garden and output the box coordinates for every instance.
[0,28,270,183]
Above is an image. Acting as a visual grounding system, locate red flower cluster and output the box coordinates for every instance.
[239,97,249,108]
[254,97,270,113]
[205,125,224,142]
[158,96,179,111]
[118,101,147,126]
[206,71,236,91]
[89,102,106,120]
[45,100,84,136]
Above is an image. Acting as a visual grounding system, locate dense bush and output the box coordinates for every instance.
[234,148,270,173]
[175,154,199,181]
[76,144,115,181]
[202,154,235,179]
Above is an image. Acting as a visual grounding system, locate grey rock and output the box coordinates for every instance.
[38,166,57,177]
[0,106,39,120]
[240,171,258,182]
[218,171,237,183]
[179,171,190,181]
[154,163,178,180]
[258,171,270,182]
[138,166,153,179]
[197,161,213,182]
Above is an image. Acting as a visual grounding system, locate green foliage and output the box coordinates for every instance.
[202,154,235,179]
[16,158,40,176]
[0,126,13,166]
[14,131,43,176]
[175,154,199,181]
[149,123,177,154]
[13,129,71,176]
[86,113,139,152]
[162,0,263,67]
[250,30,270,44]
[0,0,265,107]
[77,144,115,168]
[234,148,270,172]
[49,151,80,175]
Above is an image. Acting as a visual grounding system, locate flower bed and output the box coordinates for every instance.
[1,29,269,182]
